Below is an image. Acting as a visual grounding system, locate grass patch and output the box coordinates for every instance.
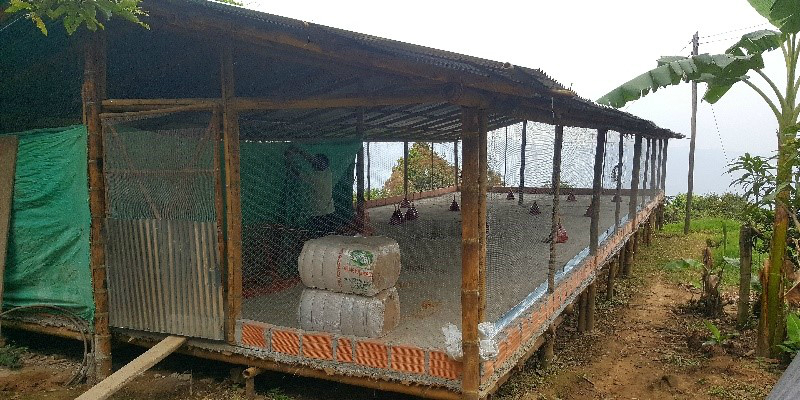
[0,345,25,369]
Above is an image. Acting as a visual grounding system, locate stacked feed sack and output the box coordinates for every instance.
[297,235,401,338]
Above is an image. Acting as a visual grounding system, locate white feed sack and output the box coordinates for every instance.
[298,235,401,296]
[298,287,400,338]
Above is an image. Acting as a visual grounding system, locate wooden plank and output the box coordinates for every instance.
[0,136,18,343]
[221,46,243,344]
[75,336,187,400]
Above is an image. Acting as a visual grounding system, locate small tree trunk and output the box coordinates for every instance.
[738,225,753,328]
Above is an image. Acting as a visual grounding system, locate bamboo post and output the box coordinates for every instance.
[642,138,650,207]
[548,125,565,292]
[84,31,112,381]
[623,239,634,277]
[629,135,642,223]
[539,327,555,369]
[577,291,587,332]
[518,121,527,205]
[614,133,624,230]
[738,224,753,328]
[587,282,596,331]
[211,109,226,292]
[655,139,662,194]
[661,139,669,191]
[355,110,365,233]
[590,129,606,255]
[403,141,409,200]
[453,140,460,190]
[366,141,371,200]
[430,142,435,190]
[606,256,616,302]
[460,107,485,400]
[221,46,243,344]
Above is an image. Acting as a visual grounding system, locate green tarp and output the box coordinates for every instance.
[2,125,93,321]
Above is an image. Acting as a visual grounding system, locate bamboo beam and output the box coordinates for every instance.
[629,135,642,222]
[614,133,624,229]
[460,107,483,400]
[590,129,606,255]
[221,46,243,345]
[355,109,366,233]
[233,91,465,111]
[548,125,564,292]
[84,31,112,381]
[518,121,527,205]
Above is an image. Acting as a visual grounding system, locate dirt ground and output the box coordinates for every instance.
[0,229,787,400]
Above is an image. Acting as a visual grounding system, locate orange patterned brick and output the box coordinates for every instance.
[390,345,425,374]
[355,341,388,369]
[336,338,353,363]
[241,323,267,349]
[429,351,462,380]
[302,334,333,360]
[272,329,300,356]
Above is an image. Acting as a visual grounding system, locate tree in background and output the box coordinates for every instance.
[4,0,148,35]
[382,142,502,197]
[597,0,800,357]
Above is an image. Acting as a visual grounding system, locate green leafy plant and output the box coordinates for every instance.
[778,313,800,355]
[4,0,149,35]
[0,345,25,370]
[704,320,739,346]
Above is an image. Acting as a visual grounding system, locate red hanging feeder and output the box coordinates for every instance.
[529,201,541,215]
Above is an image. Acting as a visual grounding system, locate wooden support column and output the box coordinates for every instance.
[614,133,624,229]
[403,141,409,200]
[606,256,616,301]
[478,112,488,322]
[623,239,634,277]
[548,125,565,292]
[660,139,669,191]
[650,139,658,199]
[590,129,606,255]
[617,247,624,278]
[518,120,527,205]
[460,107,485,400]
[655,139,663,194]
[453,140,460,191]
[366,142,371,200]
[629,135,642,222]
[587,282,596,331]
[642,138,650,206]
[84,32,112,381]
[355,109,365,233]
[538,326,555,369]
[577,291,587,332]
[221,46,243,344]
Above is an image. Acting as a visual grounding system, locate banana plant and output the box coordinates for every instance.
[598,0,800,357]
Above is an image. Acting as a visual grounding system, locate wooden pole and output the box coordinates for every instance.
[587,282,596,331]
[654,139,662,193]
[211,109,226,294]
[577,291,587,332]
[623,239,634,277]
[606,256,616,302]
[685,31,699,235]
[629,135,642,223]
[738,224,753,327]
[642,138,650,207]
[590,129,606,255]
[366,141,371,200]
[548,125,565,292]
[355,109,366,233]
[538,326,555,369]
[453,140,460,191]
[614,133,624,229]
[460,107,484,400]
[84,31,112,380]
[403,141,409,200]
[661,139,669,191]
[617,247,624,278]
[518,121,527,205]
[0,136,16,346]
[221,46,243,345]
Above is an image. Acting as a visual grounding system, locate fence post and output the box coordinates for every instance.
[548,125,564,292]
[590,129,606,255]
[518,121,527,205]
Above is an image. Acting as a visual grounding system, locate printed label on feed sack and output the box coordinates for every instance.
[336,248,375,295]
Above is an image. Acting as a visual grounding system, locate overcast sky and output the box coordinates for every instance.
[245,0,782,194]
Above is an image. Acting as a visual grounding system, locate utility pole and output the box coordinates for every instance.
[684,31,699,235]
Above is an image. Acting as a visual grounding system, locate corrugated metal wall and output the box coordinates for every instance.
[106,218,224,340]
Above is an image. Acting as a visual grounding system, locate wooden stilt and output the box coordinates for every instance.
[633,227,640,260]
[221,46,243,344]
[518,120,527,205]
[617,248,624,278]
[548,125,564,292]
[577,291,587,333]
[460,107,484,400]
[84,31,112,381]
[587,282,596,331]
[539,327,556,369]
[623,239,634,277]
[606,257,616,302]
[590,129,606,255]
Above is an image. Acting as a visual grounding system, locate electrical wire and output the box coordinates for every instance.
[700,23,768,39]
[0,14,23,34]
[709,104,729,163]
[0,305,91,385]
